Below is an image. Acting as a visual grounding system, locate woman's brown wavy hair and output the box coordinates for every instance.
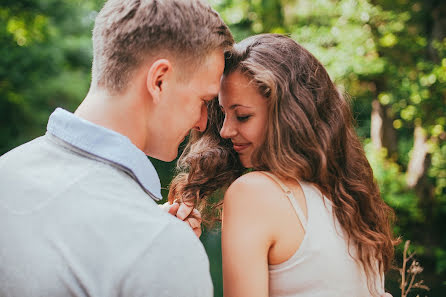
[169,33,398,294]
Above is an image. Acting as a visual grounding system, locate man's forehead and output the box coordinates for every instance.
[202,50,225,73]
[200,82,219,99]
[202,58,224,93]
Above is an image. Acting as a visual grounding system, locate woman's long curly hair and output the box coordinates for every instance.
[169,33,398,294]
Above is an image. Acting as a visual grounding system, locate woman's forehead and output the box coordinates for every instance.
[219,72,263,106]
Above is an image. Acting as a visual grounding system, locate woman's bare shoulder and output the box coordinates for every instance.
[224,171,287,213]
[222,172,280,245]
[227,171,277,195]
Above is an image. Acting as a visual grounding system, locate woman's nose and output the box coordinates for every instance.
[219,116,236,139]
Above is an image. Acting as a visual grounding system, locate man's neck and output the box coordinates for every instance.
[75,88,147,152]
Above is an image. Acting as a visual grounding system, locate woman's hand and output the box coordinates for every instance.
[160,202,202,237]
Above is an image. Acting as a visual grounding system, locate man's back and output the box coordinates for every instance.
[0,111,213,297]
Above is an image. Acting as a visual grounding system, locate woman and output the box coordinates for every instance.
[168,34,398,297]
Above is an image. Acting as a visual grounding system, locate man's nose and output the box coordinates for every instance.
[219,116,236,139]
[193,104,208,132]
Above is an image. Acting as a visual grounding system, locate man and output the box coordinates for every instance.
[0,0,233,296]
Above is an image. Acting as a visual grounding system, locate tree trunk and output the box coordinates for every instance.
[371,99,398,156]
[371,99,383,149]
[406,126,430,188]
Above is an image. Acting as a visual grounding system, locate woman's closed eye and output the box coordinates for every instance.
[236,114,252,122]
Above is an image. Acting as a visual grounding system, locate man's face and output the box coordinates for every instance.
[157,50,225,161]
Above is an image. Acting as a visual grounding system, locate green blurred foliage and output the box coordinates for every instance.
[0,0,445,296]
[0,0,102,151]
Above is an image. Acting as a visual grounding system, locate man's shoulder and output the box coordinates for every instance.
[0,133,142,193]
[0,136,46,162]
[0,134,82,172]
[0,135,55,186]
[0,134,161,217]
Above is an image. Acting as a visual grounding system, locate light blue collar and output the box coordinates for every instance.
[46,108,162,201]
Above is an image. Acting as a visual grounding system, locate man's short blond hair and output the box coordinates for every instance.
[92,0,233,93]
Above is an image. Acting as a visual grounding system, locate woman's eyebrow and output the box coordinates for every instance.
[219,104,254,110]
[230,104,253,110]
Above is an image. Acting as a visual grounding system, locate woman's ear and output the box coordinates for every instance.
[146,59,172,104]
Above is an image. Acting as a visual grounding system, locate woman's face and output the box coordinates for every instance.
[219,71,269,168]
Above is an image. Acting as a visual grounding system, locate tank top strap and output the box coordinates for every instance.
[261,171,308,231]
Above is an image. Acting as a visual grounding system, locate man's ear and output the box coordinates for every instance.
[146,59,172,104]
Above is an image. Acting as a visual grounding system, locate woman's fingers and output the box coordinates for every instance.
[159,201,202,237]
[186,208,202,238]
[167,202,180,215]
[191,208,202,221]
[186,217,201,230]
[159,201,179,214]
[177,202,194,220]
[193,226,202,238]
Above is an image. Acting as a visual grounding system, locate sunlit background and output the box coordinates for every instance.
[1,0,445,296]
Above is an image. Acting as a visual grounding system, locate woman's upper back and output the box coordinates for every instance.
[264,172,384,297]
[221,171,383,297]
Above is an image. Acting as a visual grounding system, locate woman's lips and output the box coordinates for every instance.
[233,143,250,152]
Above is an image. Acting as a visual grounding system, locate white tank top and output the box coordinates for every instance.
[262,172,384,297]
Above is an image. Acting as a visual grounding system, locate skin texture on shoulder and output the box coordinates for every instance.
[222,172,273,297]
[221,171,307,297]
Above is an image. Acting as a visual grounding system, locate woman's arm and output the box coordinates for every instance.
[222,173,277,297]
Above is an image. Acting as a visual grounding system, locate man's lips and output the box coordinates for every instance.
[233,143,250,152]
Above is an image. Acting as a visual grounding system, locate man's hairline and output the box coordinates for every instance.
[92,47,228,93]
[146,47,227,83]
